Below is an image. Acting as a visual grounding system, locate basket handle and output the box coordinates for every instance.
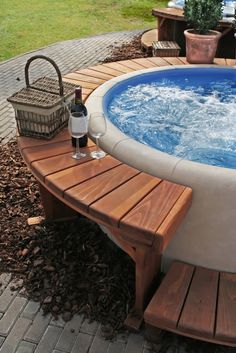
[25,55,64,96]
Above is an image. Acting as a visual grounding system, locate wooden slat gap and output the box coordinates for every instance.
[62,161,123,198]
[117,178,163,230]
[87,170,142,209]
[213,271,222,339]
[176,265,196,328]
[32,146,96,182]
[155,186,188,236]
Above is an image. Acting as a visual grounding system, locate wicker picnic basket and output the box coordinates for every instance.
[7,55,77,139]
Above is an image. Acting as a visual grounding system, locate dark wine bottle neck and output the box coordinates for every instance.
[75,98,82,104]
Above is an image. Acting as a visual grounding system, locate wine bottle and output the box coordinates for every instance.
[71,87,88,148]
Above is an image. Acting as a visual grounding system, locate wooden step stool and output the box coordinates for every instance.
[144,261,236,347]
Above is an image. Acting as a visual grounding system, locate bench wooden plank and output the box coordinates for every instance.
[64,72,106,85]
[164,57,185,65]
[88,64,124,77]
[75,68,115,80]
[226,58,236,65]
[62,74,99,89]
[178,266,219,338]
[45,155,121,195]
[102,62,134,74]
[31,146,96,182]
[146,57,171,66]
[18,130,70,150]
[158,187,192,250]
[89,173,161,227]
[21,139,94,165]
[64,164,139,212]
[132,58,158,68]
[120,181,185,239]
[215,272,236,343]
[118,59,147,70]
[144,261,194,328]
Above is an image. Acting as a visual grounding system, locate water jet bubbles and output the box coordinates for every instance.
[107,72,236,168]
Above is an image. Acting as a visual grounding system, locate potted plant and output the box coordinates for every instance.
[183,0,223,63]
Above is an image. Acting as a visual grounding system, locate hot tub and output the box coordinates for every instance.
[85,65,236,272]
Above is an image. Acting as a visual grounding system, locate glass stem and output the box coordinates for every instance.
[75,138,80,157]
[96,137,99,153]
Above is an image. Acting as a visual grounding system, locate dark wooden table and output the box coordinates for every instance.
[152,8,235,58]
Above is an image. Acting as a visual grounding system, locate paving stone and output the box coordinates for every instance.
[0,282,18,312]
[124,333,144,353]
[88,334,110,353]
[0,296,27,336]
[79,318,99,335]
[34,325,63,353]
[50,316,66,328]
[55,315,83,352]
[0,30,143,145]
[71,332,93,353]
[107,341,126,353]
[24,310,51,343]
[22,300,40,320]
[0,317,31,353]
[15,341,37,353]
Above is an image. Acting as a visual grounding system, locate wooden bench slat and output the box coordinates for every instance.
[89,173,161,227]
[64,164,139,212]
[164,57,185,65]
[215,272,236,343]
[158,187,192,250]
[22,139,94,165]
[88,64,124,77]
[214,58,227,65]
[118,59,147,70]
[144,261,194,328]
[18,129,70,150]
[64,72,106,84]
[62,75,99,89]
[146,57,171,66]
[120,181,185,239]
[226,58,236,66]
[131,58,158,68]
[75,68,114,80]
[102,62,134,74]
[178,266,219,338]
[31,146,96,182]
[45,155,121,195]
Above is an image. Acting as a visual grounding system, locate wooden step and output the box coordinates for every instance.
[144,261,236,347]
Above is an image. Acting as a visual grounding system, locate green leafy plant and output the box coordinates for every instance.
[183,0,223,34]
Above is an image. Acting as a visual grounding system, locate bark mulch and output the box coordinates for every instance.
[0,140,135,338]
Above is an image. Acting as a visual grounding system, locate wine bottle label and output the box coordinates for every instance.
[71,116,87,133]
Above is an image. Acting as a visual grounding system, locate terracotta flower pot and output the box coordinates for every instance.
[184,29,222,64]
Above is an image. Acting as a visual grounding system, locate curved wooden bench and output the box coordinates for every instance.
[18,57,235,332]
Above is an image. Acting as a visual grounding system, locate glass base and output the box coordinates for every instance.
[72,152,86,159]
[90,150,106,159]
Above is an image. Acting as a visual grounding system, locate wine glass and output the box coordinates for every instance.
[68,111,88,159]
[88,112,107,159]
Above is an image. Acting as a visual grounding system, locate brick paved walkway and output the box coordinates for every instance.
[0,30,143,144]
[0,274,155,353]
[0,30,159,353]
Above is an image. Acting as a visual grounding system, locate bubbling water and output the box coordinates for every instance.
[108,78,236,168]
